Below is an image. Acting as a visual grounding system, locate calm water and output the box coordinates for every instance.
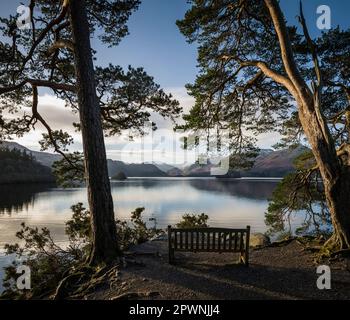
[0,177,299,292]
[0,178,283,247]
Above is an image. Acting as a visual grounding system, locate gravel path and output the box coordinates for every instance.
[89,239,350,300]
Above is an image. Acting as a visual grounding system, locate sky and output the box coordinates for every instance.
[1,0,350,163]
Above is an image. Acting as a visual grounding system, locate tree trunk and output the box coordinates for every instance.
[323,167,350,249]
[298,98,350,250]
[265,0,350,250]
[69,0,119,264]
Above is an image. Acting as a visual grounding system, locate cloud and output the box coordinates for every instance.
[4,94,81,151]
[37,94,80,131]
[256,132,282,150]
[4,89,281,161]
[8,88,194,153]
[147,86,195,131]
[165,86,195,113]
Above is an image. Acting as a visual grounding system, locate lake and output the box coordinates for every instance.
[0,178,283,247]
[0,177,301,292]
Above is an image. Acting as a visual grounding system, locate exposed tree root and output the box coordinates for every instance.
[52,263,121,300]
[314,234,350,263]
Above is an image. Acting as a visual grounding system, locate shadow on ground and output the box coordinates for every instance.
[93,240,350,300]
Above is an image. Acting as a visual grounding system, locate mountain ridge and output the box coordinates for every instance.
[0,141,309,179]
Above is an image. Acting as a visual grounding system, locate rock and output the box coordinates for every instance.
[250,233,270,248]
[150,233,167,241]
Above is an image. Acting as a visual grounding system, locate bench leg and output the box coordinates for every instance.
[238,252,249,266]
[244,250,249,267]
[238,251,249,267]
[169,248,175,264]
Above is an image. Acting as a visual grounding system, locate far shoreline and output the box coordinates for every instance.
[0,176,284,186]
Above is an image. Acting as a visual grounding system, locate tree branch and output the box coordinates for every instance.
[18,0,70,74]
[0,79,76,95]
[0,80,28,95]
[28,79,76,92]
[238,59,300,101]
[327,81,350,103]
[264,0,312,101]
[30,84,82,172]
[298,2,332,149]
[47,39,75,55]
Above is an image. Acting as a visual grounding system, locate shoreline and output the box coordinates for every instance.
[0,176,285,186]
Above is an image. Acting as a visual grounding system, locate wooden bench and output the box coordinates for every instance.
[167,225,250,266]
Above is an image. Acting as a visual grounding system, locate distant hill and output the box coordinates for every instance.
[0,141,310,180]
[245,145,309,177]
[0,141,62,167]
[0,146,55,184]
[182,162,216,177]
[107,160,168,178]
[176,146,309,178]
[0,142,169,179]
[166,167,184,177]
[150,162,184,176]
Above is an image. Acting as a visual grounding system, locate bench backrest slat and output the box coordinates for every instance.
[206,231,210,249]
[173,227,248,233]
[213,232,216,251]
[168,226,250,253]
[201,231,205,250]
[196,231,199,250]
[234,232,238,251]
[229,232,233,251]
[223,232,226,251]
[239,232,244,251]
[174,231,178,250]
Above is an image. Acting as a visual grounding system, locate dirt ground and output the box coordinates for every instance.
[88,239,350,300]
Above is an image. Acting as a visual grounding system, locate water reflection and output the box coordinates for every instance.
[0,184,55,215]
[0,178,281,248]
[189,178,278,200]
